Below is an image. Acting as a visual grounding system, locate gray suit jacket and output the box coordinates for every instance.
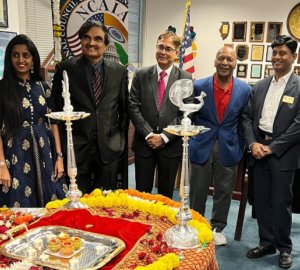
[128,65,192,158]
[242,73,300,170]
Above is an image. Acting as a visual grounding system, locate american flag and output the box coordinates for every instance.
[179,0,195,74]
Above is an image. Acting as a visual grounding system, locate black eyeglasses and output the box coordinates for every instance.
[156,45,177,53]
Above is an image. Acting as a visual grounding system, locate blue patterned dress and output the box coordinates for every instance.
[0,80,67,207]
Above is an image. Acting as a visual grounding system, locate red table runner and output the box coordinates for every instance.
[29,209,151,269]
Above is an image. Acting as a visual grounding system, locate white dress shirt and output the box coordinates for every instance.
[259,70,293,133]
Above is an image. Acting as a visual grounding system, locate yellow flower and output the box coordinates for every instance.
[90,188,102,197]
[198,227,213,243]
[134,267,147,270]
[86,196,96,207]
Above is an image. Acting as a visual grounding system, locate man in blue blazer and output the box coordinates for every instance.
[243,36,299,269]
[189,46,251,245]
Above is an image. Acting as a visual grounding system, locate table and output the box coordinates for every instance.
[0,190,219,270]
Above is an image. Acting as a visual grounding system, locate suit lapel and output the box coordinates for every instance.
[257,77,272,116]
[77,57,94,104]
[150,66,159,111]
[163,66,178,107]
[276,73,297,114]
[206,76,218,123]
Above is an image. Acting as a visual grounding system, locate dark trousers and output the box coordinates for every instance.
[253,156,294,253]
[135,151,181,199]
[76,139,118,195]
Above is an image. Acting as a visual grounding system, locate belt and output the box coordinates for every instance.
[258,129,273,141]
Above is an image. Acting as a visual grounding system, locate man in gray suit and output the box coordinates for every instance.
[242,35,300,269]
[52,21,128,194]
[129,31,192,198]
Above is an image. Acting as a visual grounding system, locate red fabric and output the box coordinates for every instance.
[213,74,233,123]
[28,209,151,269]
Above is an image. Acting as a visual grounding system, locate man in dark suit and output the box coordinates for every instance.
[189,46,251,245]
[128,31,192,199]
[242,35,300,269]
[52,21,128,194]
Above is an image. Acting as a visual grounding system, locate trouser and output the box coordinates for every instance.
[189,141,236,231]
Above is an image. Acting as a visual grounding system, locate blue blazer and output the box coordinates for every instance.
[189,76,251,167]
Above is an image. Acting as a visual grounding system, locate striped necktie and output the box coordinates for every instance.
[92,66,102,104]
[158,70,167,110]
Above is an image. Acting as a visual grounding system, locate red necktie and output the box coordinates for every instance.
[158,70,167,110]
[92,66,102,104]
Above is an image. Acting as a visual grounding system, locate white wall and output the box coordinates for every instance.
[4,0,20,33]
[143,0,300,81]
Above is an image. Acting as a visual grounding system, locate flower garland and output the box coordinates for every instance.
[52,0,62,63]
[46,189,213,245]
[46,189,213,269]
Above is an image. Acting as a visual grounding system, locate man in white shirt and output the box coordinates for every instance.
[242,35,300,269]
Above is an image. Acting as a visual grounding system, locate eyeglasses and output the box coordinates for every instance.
[156,45,177,53]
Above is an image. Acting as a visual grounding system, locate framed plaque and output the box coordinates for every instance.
[219,22,230,40]
[236,64,248,78]
[236,44,249,61]
[0,0,8,28]
[251,45,264,61]
[251,64,262,79]
[249,22,265,42]
[232,21,247,42]
[265,45,272,62]
[287,4,300,42]
[266,22,283,42]
[294,66,300,76]
[264,65,274,78]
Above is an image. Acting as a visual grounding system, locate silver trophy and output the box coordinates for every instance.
[47,71,90,208]
[164,79,209,249]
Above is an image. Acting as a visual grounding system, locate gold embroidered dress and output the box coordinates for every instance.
[0,80,67,207]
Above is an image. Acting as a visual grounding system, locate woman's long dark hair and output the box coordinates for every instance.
[0,34,42,138]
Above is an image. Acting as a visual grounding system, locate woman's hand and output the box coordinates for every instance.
[54,157,64,181]
[0,164,11,187]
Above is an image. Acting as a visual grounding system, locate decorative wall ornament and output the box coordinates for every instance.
[236,44,249,61]
[287,3,300,42]
[219,22,230,40]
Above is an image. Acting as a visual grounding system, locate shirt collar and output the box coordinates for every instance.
[272,70,293,84]
[157,64,173,78]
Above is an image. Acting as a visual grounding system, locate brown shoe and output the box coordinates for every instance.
[246,245,276,258]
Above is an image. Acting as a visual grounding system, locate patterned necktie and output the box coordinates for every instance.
[158,70,167,110]
[92,66,102,104]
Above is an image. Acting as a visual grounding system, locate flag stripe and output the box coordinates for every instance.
[179,0,195,76]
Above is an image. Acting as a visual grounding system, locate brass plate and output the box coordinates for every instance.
[287,3,300,42]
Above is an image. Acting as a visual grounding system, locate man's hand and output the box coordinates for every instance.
[147,134,165,149]
[251,142,272,159]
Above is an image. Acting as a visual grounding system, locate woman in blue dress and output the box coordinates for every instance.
[0,34,67,207]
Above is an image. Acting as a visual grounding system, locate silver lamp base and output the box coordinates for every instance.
[63,200,87,209]
[164,224,199,249]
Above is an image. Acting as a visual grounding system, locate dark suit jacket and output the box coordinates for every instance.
[189,76,251,167]
[242,73,300,170]
[52,57,128,165]
[128,65,192,158]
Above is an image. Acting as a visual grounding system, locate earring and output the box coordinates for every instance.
[31,66,34,74]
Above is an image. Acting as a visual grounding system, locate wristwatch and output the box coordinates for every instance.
[56,152,64,158]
